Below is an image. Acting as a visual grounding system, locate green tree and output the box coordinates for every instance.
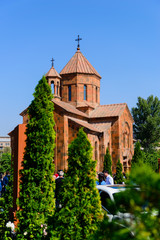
[103,148,112,176]
[0,153,11,173]
[16,76,56,239]
[92,164,160,240]
[0,163,14,240]
[54,128,103,240]
[144,150,158,172]
[132,141,144,167]
[114,159,123,184]
[132,95,160,151]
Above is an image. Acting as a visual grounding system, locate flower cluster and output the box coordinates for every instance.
[41,224,47,236]
[6,221,15,232]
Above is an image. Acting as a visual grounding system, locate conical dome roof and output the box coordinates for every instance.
[45,66,61,79]
[60,49,101,78]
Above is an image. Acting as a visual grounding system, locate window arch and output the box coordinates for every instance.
[84,85,87,100]
[123,122,130,148]
[96,87,98,103]
[51,81,54,94]
[68,85,71,101]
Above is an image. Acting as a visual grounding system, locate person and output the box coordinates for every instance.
[0,174,3,197]
[2,171,10,193]
[96,173,106,185]
[104,171,114,185]
[55,170,64,208]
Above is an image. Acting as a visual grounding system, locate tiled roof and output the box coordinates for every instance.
[89,103,127,118]
[68,117,101,133]
[76,101,95,109]
[45,66,61,78]
[52,99,88,118]
[60,49,101,78]
[91,122,111,132]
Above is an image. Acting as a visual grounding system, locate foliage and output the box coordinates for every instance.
[91,215,134,240]
[16,76,56,239]
[114,159,123,184]
[0,156,14,240]
[0,153,11,174]
[132,95,160,151]
[103,148,112,176]
[3,147,11,154]
[54,128,103,240]
[132,141,158,171]
[132,141,144,167]
[144,150,159,172]
[0,197,13,240]
[93,164,160,240]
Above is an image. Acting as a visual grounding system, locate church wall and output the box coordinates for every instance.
[110,117,120,173]
[119,107,134,171]
[54,109,64,171]
[9,124,26,212]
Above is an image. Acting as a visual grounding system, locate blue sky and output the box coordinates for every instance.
[0,0,160,136]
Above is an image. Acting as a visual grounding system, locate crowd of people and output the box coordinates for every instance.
[53,170,123,208]
[0,171,10,197]
[96,171,114,185]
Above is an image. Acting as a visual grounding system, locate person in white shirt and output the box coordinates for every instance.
[104,171,114,185]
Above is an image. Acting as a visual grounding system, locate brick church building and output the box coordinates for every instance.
[9,41,134,210]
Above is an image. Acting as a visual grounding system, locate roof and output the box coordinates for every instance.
[52,99,88,118]
[45,66,61,79]
[68,117,101,133]
[76,101,96,109]
[89,103,127,118]
[60,49,101,78]
[91,122,111,132]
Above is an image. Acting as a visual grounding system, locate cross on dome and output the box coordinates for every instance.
[75,35,82,50]
[51,57,54,67]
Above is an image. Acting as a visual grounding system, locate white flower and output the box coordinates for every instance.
[6,221,15,231]
[24,231,27,236]
[43,229,47,236]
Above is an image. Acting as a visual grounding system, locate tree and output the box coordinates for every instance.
[16,76,56,239]
[114,159,123,184]
[0,152,11,174]
[103,148,112,176]
[144,150,158,172]
[92,164,160,240]
[54,128,102,240]
[0,161,14,240]
[132,95,160,151]
[132,141,158,171]
[132,141,144,167]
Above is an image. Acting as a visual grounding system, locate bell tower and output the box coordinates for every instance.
[45,58,61,101]
[60,36,101,113]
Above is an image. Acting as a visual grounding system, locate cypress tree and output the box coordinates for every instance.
[103,148,112,176]
[54,128,102,240]
[16,76,56,239]
[114,159,123,184]
[132,141,143,167]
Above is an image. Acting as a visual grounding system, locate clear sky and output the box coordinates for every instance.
[0,0,160,136]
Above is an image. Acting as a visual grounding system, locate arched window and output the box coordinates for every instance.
[96,87,98,103]
[68,85,71,101]
[51,81,54,94]
[84,85,87,100]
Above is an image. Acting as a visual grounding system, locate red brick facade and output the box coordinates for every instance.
[10,47,134,210]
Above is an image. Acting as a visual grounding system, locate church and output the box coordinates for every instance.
[9,38,134,210]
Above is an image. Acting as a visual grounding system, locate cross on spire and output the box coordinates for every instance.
[75,35,82,50]
[51,57,54,67]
